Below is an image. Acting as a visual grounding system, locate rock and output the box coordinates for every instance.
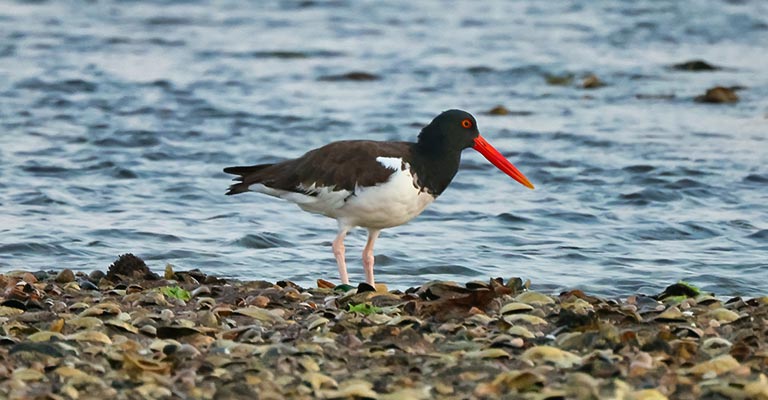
[514,291,555,306]
[356,282,376,293]
[582,74,605,89]
[707,308,740,323]
[653,306,687,322]
[79,280,98,291]
[10,342,65,358]
[695,86,739,103]
[521,345,581,368]
[701,337,732,357]
[492,370,546,391]
[545,73,574,86]
[500,302,534,314]
[487,105,511,115]
[465,348,511,359]
[630,388,669,400]
[106,253,158,282]
[317,279,335,289]
[672,60,720,71]
[744,374,768,399]
[88,269,105,283]
[319,379,378,398]
[55,269,75,283]
[654,282,702,300]
[507,325,535,339]
[688,354,740,376]
[318,71,380,81]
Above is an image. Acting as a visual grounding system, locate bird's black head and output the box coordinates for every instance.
[416,109,479,156]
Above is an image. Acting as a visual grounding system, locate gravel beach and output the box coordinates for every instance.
[1,255,766,399]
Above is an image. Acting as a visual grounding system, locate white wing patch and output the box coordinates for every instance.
[376,156,402,171]
[248,183,351,214]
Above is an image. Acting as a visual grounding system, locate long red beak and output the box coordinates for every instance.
[473,136,535,189]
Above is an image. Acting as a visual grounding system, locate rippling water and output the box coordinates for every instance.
[1,0,767,297]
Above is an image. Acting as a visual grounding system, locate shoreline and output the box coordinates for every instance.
[0,255,766,399]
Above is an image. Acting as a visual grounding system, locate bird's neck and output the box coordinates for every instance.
[410,142,462,197]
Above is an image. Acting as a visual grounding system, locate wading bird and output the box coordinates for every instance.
[224,109,533,285]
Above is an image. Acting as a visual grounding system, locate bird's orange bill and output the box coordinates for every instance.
[473,136,535,189]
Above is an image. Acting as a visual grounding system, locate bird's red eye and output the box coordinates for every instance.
[461,119,473,129]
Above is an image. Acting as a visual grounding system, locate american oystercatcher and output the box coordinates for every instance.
[224,109,534,285]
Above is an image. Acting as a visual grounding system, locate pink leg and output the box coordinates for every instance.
[332,226,350,284]
[362,229,380,285]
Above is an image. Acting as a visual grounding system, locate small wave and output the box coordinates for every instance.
[544,211,599,224]
[747,229,768,241]
[92,130,160,148]
[727,220,757,230]
[22,164,72,176]
[496,213,533,224]
[197,49,343,59]
[89,229,182,243]
[553,252,591,261]
[660,167,711,177]
[0,242,82,256]
[632,222,720,241]
[144,16,192,26]
[15,191,68,206]
[623,165,655,173]
[15,78,97,93]
[417,264,477,276]
[110,168,138,179]
[619,188,682,205]
[664,178,706,189]
[234,233,293,249]
[551,132,615,148]
[679,222,721,239]
[744,174,768,184]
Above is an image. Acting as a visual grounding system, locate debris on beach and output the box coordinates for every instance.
[1,257,767,399]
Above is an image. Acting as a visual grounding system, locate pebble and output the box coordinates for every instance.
[55,269,75,283]
[0,270,765,399]
[695,86,739,103]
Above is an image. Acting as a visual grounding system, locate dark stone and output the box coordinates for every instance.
[88,269,105,283]
[156,326,201,339]
[318,71,380,81]
[106,253,159,282]
[32,271,50,281]
[672,60,720,71]
[1,299,27,310]
[10,342,64,358]
[357,282,376,293]
[641,337,672,354]
[654,283,700,300]
[162,343,180,355]
[78,279,99,291]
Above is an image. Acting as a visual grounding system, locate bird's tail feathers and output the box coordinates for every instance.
[223,163,273,195]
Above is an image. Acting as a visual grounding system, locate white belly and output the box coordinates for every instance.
[335,165,435,229]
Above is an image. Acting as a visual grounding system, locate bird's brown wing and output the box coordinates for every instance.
[224,140,414,195]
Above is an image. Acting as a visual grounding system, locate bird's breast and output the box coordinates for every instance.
[334,157,435,229]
